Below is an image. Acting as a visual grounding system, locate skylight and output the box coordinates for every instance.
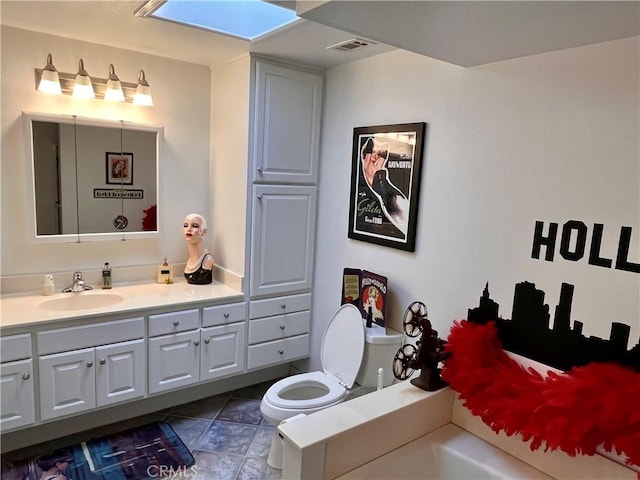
[149,0,300,41]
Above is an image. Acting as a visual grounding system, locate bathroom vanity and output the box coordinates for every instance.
[0,280,311,451]
[1,54,324,452]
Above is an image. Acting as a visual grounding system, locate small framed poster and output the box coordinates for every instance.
[348,122,426,252]
[106,152,134,185]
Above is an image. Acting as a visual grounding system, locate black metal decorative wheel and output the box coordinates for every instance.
[403,301,428,338]
[393,343,418,380]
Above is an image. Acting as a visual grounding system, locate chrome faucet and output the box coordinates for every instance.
[62,271,93,293]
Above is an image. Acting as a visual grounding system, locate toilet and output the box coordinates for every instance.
[260,303,403,468]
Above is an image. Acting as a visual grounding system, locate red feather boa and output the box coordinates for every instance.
[441,320,640,471]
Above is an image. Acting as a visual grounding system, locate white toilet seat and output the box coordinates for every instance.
[265,371,346,409]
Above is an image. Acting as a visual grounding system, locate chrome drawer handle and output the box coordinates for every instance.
[173,320,180,326]
[257,167,263,173]
[280,325,285,330]
[204,338,210,344]
[224,313,230,318]
[87,361,94,368]
[278,349,284,354]
[257,194,263,200]
[194,340,200,346]
[99,359,106,365]
[280,303,286,309]
[22,373,30,381]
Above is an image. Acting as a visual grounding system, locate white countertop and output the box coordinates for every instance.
[0,280,244,329]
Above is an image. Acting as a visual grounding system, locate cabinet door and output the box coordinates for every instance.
[96,339,146,407]
[200,323,246,381]
[252,60,322,184]
[0,359,35,430]
[250,185,317,298]
[148,330,200,394]
[40,348,96,421]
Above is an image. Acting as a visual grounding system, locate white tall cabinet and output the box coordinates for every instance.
[248,59,322,299]
[214,56,323,370]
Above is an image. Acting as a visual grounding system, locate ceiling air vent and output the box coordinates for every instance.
[327,37,377,52]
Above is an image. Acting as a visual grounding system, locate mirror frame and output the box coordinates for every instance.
[23,112,163,243]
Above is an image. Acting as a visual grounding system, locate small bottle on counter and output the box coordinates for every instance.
[102,262,112,289]
[157,258,173,284]
[42,274,55,296]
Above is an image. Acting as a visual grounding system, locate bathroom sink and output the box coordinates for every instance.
[39,292,125,312]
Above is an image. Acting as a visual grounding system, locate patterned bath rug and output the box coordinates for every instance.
[1,421,195,479]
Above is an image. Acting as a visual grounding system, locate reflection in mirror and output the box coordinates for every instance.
[25,113,162,242]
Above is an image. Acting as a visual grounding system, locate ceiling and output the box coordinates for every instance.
[0,1,395,69]
[1,1,638,69]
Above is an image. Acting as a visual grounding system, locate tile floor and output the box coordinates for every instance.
[3,379,375,480]
[2,378,283,480]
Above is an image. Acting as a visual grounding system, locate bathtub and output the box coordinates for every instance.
[334,423,552,479]
[279,380,636,480]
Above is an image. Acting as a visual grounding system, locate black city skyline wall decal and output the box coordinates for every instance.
[467,281,640,371]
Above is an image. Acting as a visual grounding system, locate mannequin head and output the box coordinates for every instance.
[183,213,207,243]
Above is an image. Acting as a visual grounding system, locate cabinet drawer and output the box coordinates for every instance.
[202,302,246,327]
[249,293,312,319]
[38,317,144,355]
[1,334,32,362]
[247,334,309,370]
[248,311,310,344]
[149,309,200,337]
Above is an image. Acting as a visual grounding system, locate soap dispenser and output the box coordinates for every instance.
[102,262,112,289]
[157,258,173,284]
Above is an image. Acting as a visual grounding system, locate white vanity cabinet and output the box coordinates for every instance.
[0,334,35,430]
[247,293,311,370]
[246,55,320,370]
[148,303,246,394]
[37,318,146,421]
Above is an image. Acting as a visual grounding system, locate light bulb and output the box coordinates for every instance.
[72,59,95,98]
[133,69,153,106]
[104,64,125,102]
[37,53,62,94]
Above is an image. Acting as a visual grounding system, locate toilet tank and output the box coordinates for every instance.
[355,324,403,388]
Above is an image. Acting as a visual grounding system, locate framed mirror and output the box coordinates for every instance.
[23,112,162,242]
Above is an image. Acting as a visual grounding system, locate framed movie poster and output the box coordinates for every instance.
[106,152,134,185]
[348,122,426,251]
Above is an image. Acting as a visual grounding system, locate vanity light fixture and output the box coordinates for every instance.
[37,54,62,94]
[104,64,125,102]
[72,59,95,98]
[34,54,154,106]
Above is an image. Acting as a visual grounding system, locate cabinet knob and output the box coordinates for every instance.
[87,361,94,368]
[280,303,286,309]
[204,338,210,344]
[99,359,106,365]
[257,167,263,173]
[22,373,30,381]
[278,349,284,355]
[224,312,230,318]
[173,320,180,327]
[194,340,200,346]
[280,325,285,330]
[257,194,263,200]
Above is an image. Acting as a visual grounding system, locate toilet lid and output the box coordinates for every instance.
[321,304,365,388]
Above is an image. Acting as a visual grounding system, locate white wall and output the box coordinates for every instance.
[210,56,251,279]
[307,38,640,372]
[1,26,212,279]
